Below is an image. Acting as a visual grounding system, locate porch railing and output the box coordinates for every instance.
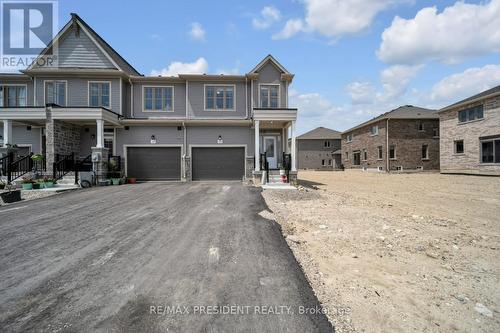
[53,153,74,181]
[260,152,269,183]
[8,153,33,183]
[283,153,292,183]
[0,154,10,179]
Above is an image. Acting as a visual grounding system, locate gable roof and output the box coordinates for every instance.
[343,105,438,134]
[248,54,291,75]
[439,84,500,112]
[297,127,342,140]
[26,13,140,75]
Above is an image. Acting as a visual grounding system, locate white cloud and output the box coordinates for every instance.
[216,67,240,75]
[275,0,408,40]
[272,19,305,40]
[430,64,500,102]
[252,6,281,30]
[346,81,376,104]
[379,64,422,100]
[378,0,500,65]
[151,57,208,76]
[189,22,206,41]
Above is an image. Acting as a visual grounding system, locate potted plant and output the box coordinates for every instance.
[108,159,121,185]
[0,183,22,203]
[21,177,34,190]
[42,176,55,188]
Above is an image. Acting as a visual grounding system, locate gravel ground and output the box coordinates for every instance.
[263,170,500,333]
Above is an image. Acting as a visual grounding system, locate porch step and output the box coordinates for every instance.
[262,182,296,190]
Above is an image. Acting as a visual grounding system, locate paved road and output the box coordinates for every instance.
[0,183,333,332]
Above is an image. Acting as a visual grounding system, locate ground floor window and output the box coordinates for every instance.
[422,144,429,159]
[377,146,383,160]
[362,149,367,161]
[322,159,326,166]
[389,145,396,159]
[328,159,332,166]
[454,140,464,154]
[481,138,500,163]
[104,128,114,155]
[353,151,361,165]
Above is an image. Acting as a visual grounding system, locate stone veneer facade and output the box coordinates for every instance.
[439,95,500,175]
[342,118,440,171]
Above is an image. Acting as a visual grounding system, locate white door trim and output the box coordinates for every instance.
[263,136,277,169]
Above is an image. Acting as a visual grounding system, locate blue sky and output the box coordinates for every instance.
[56,0,500,133]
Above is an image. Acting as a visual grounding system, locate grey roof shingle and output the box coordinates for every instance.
[297,127,342,140]
[440,84,500,111]
[343,105,438,134]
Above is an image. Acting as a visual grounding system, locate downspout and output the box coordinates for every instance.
[386,118,390,172]
[182,121,187,180]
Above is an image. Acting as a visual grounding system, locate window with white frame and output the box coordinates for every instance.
[377,146,383,160]
[458,105,483,123]
[45,81,66,106]
[389,145,396,159]
[328,159,332,166]
[346,134,353,143]
[205,85,234,110]
[422,144,429,159]
[370,125,379,136]
[454,140,464,154]
[260,85,279,108]
[144,86,173,111]
[324,140,331,148]
[363,149,367,161]
[433,127,439,137]
[0,85,26,107]
[89,82,110,108]
[481,137,500,164]
[322,159,326,166]
[418,121,425,131]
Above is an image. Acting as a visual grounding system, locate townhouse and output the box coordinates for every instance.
[341,105,440,172]
[439,85,500,176]
[0,14,298,182]
[296,127,342,170]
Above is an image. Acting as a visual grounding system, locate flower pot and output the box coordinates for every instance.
[127,178,137,184]
[22,183,33,190]
[0,190,22,203]
[44,182,54,188]
[111,178,121,185]
[279,169,286,176]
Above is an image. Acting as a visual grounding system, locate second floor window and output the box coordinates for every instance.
[45,81,66,106]
[458,105,483,123]
[0,85,26,107]
[144,87,173,111]
[346,134,353,143]
[260,85,279,108]
[89,82,110,108]
[324,141,331,148]
[370,125,379,136]
[205,85,234,110]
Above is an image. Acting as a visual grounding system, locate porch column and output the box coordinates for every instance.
[254,120,260,171]
[291,120,297,171]
[3,120,12,146]
[96,119,104,148]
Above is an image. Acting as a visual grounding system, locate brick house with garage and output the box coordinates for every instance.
[0,13,298,183]
[341,106,440,172]
[439,85,500,176]
[296,127,342,170]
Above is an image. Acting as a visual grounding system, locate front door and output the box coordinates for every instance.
[263,136,277,169]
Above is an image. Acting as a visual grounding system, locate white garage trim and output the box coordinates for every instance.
[123,144,183,179]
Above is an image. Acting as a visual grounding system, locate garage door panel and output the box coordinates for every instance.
[127,147,181,181]
[192,147,245,181]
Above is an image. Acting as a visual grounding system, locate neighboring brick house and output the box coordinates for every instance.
[341,106,440,172]
[439,85,500,176]
[296,127,342,170]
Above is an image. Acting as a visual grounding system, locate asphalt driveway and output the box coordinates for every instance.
[0,183,333,332]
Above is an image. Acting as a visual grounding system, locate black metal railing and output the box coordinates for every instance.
[53,152,74,181]
[0,154,10,178]
[260,153,269,183]
[282,153,292,183]
[8,153,33,183]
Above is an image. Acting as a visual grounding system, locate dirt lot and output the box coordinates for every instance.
[262,170,500,333]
